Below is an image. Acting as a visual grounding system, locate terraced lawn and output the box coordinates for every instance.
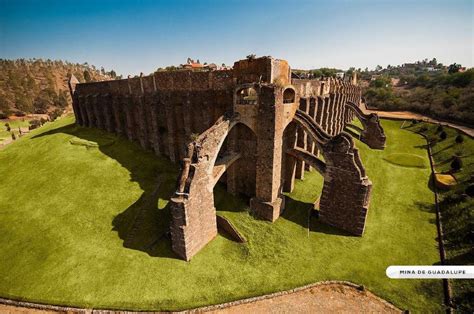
[0,117,443,312]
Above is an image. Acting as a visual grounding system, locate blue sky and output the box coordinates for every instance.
[0,0,472,75]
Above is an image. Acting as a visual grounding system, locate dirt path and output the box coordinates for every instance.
[362,106,474,138]
[0,283,401,313]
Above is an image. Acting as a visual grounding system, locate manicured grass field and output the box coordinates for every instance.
[0,117,443,311]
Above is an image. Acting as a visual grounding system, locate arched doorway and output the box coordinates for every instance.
[214,122,257,209]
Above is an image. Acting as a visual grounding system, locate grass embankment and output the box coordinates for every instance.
[0,117,443,311]
[406,122,474,312]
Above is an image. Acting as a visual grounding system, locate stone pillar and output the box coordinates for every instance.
[135,96,150,150]
[283,123,297,193]
[102,94,114,133]
[319,134,372,236]
[71,95,83,126]
[78,96,89,126]
[112,96,124,135]
[164,95,177,163]
[148,96,161,155]
[92,95,105,130]
[85,95,96,127]
[250,85,286,222]
[123,96,136,141]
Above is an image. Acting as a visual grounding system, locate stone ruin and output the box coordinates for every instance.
[68,56,386,261]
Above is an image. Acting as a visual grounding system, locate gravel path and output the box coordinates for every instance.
[0,283,401,313]
[362,106,474,138]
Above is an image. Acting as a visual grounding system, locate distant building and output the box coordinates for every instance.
[181,58,229,71]
[335,72,345,78]
[181,58,204,70]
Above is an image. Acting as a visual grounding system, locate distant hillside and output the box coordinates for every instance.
[361,59,474,126]
[0,59,119,118]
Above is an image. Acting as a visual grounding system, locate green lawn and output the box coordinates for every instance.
[0,117,444,312]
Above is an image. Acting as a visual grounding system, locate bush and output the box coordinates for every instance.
[5,123,10,132]
[439,131,447,140]
[436,125,444,132]
[451,156,463,171]
[412,119,418,125]
[11,132,16,140]
[455,134,464,143]
[40,117,48,125]
[29,119,41,130]
[466,184,474,197]
[49,109,63,121]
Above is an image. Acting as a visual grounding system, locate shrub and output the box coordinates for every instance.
[40,117,48,125]
[455,134,464,144]
[466,184,474,197]
[5,123,10,132]
[436,125,444,132]
[49,109,63,121]
[412,119,418,125]
[419,126,428,132]
[11,132,16,140]
[439,131,447,140]
[29,119,41,130]
[451,156,463,171]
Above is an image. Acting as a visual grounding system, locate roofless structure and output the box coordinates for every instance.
[69,56,386,260]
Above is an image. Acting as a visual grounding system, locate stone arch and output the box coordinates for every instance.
[170,113,256,261]
[221,122,257,197]
[235,85,258,105]
[283,87,296,104]
[344,101,386,149]
[289,109,372,236]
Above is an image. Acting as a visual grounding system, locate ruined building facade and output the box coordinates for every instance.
[69,57,386,261]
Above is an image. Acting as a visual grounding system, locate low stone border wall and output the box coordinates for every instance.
[0,281,401,313]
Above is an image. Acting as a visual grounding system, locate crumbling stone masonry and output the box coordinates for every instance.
[69,56,386,261]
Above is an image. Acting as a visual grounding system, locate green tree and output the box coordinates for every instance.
[448,63,462,74]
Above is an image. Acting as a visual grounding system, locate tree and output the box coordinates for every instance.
[455,134,464,143]
[83,70,92,82]
[448,63,462,74]
[15,95,33,112]
[375,65,383,72]
[451,156,463,171]
[439,131,447,140]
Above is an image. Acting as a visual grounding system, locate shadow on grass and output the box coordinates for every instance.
[32,124,180,259]
[414,200,436,214]
[283,196,355,237]
[432,143,455,156]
